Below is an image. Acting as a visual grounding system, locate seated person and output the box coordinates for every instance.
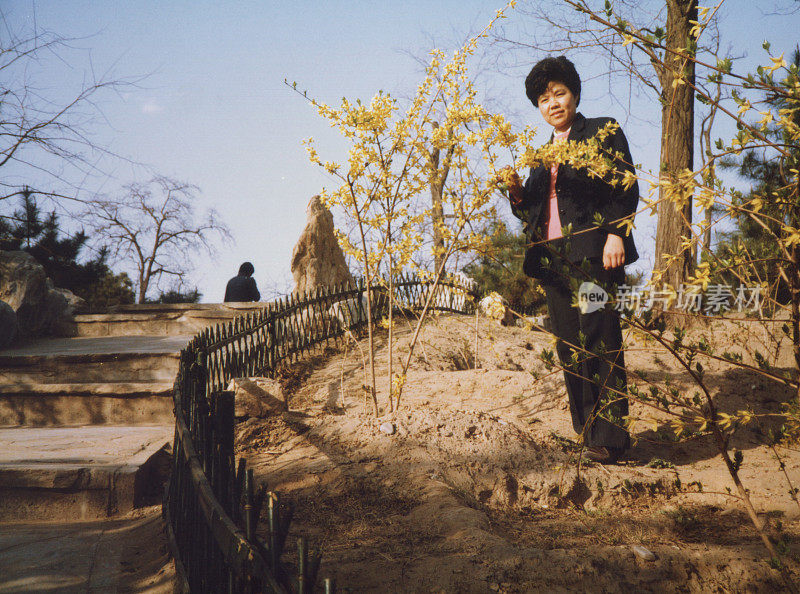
[224,262,260,302]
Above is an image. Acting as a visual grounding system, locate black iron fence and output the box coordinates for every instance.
[164,275,478,592]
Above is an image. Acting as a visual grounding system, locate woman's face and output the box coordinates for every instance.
[537,81,577,133]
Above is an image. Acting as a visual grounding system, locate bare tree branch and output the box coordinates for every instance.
[0,13,141,212]
[83,176,232,303]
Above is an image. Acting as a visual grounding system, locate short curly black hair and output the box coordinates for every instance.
[524,56,581,107]
[238,262,255,277]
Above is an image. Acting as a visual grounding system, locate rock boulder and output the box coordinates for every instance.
[0,250,75,341]
[53,287,87,314]
[229,377,286,419]
[291,196,354,294]
[0,301,17,349]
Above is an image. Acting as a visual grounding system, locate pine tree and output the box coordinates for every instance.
[463,223,546,315]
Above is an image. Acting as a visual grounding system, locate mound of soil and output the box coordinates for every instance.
[236,314,800,592]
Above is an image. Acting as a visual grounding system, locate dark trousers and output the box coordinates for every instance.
[542,260,630,450]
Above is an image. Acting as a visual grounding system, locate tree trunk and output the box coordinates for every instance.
[431,178,445,274]
[138,279,147,304]
[653,0,697,297]
[429,122,452,275]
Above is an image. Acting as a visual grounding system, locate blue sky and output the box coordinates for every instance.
[2,1,797,301]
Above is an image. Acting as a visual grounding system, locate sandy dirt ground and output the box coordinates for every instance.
[235,313,800,592]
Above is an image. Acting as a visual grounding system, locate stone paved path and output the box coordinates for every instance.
[0,508,173,593]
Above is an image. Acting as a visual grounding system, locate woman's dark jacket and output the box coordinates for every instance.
[511,113,639,280]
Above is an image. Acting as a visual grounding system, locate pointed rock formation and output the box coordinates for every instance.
[291,196,354,294]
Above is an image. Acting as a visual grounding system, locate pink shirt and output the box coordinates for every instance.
[542,129,570,240]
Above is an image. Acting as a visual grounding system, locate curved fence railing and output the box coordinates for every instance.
[164,275,479,592]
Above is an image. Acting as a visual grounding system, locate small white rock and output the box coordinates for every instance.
[632,545,657,561]
[379,422,396,435]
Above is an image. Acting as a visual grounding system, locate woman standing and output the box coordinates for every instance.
[506,56,639,464]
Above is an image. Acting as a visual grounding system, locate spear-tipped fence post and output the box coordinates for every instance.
[245,467,256,542]
[297,537,308,594]
[268,309,277,377]
[253,483,267,528]
[202,403,213,476]
[216,389,234,510]
[268,492,280,570]
[233,458,246,524]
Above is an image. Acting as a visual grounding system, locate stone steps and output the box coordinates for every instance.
[0,312,189,590]
[0,382,174,426]
[0,425,172,521]
[0,336,187,385]
[69,302,266,337]
[0,335,187,427]
[0,381,174,396]
[0,334,179,523]
[0,353,179,384]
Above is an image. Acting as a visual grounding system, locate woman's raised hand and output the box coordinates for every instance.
[496,166,524,207]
